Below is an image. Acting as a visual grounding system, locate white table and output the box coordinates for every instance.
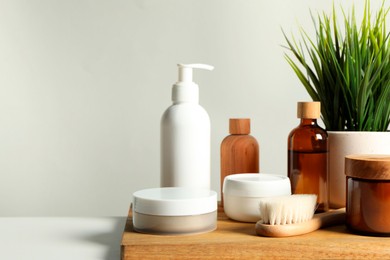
[0,217,127,260]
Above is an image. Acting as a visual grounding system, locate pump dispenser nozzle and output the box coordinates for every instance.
[178,64,214,82]
[172,63,214,103]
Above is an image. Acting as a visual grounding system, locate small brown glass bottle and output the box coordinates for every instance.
[288,102,329,212]
[221,118,259,206]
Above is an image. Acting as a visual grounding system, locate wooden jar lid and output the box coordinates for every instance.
[297,102,320,119]
[345,155,390,180]
[229,118,250,134]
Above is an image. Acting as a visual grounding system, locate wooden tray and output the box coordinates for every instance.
[121,205,390,259]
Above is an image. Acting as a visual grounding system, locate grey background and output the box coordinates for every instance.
[0,0,378,216]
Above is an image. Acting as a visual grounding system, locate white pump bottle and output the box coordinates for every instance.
[161,63,214,189]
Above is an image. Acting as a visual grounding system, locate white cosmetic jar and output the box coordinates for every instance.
[133,187,217,235]
[223,173,291,222]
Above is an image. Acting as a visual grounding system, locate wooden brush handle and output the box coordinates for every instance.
[255,208,346,237]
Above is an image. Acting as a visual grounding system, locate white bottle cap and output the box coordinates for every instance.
[172,63,214,103]
[133,187,217,216]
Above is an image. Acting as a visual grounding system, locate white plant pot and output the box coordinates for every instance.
[328,131,390,208]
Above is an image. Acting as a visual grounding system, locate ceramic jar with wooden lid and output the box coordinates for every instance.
[345,154,390,236]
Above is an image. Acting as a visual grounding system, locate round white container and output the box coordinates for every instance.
[223,173,291,222]
[133,187,217,235]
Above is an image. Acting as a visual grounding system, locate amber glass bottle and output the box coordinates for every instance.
[288,102,329,212]
[220,118,259,206]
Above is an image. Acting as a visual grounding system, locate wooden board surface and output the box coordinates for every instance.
[121,206,390,259]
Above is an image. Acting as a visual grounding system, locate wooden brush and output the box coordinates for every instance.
[255,195,346,237]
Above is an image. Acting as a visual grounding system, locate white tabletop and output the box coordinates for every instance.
[0,217,127,260]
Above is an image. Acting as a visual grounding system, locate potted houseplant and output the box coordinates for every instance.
[283,1,390,208]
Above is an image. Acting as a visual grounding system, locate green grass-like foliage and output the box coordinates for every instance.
[283,1,390,131]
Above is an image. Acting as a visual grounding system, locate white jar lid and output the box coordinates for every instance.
[223,173,291,197]
[133,187,217,216]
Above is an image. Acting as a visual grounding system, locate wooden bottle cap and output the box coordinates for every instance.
[297,102,321,119]
[229,118,250,134]
[345,155,390,180]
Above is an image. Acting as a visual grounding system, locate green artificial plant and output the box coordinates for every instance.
[283,1,390,131]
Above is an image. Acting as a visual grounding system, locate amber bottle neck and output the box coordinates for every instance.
[300,118,318,126]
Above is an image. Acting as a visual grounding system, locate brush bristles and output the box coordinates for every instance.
[259,194,317,225]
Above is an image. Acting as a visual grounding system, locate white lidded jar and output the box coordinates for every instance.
[223,173,291,222]
[161,64,214,189]
[133,187,217,235]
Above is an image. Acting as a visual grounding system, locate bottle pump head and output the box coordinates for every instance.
[172,63,214,103]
